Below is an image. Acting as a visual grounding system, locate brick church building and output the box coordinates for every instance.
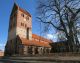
[4,3,52,56]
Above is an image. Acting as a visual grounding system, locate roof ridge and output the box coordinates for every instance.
[32,34,52,43]
[11,3,31,17]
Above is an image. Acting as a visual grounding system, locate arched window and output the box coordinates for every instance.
[27,28,29,39]
[26,16,29,20]
[21,13,24,17]
[25,24,27,28]
[21,23,24,26]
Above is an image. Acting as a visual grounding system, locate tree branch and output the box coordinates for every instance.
[37,17,64,31]
[65,5,74,14]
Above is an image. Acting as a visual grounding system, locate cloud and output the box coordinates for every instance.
[46,34,58,42]
[47,34,54,39]
[47,34,57,39]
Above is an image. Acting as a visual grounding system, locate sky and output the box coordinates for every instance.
[0,0,57,51]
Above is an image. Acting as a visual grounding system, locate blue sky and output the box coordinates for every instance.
[0,0,57,51]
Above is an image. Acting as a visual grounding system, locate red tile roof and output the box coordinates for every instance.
[19,34,52,48]
[32,34,52,43]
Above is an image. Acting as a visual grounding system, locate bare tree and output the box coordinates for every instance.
[37,0,80,52]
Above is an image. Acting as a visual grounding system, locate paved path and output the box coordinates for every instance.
[0,56,80,63]
[9,56,80,61]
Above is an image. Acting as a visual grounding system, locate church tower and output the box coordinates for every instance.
[8,3,32,40]
[5,3,51,56]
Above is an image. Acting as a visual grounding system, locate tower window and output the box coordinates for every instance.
[23,23,24,26]
[21,23,23,26]
[21,13,24,17]
[25,24,27,28]
[21,23,24,26]
[27,28,29,39]
[26,16,29,20]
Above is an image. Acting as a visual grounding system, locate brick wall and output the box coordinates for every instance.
[0,51,4,56]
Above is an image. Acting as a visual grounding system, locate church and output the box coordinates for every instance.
[4,3,52,56]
